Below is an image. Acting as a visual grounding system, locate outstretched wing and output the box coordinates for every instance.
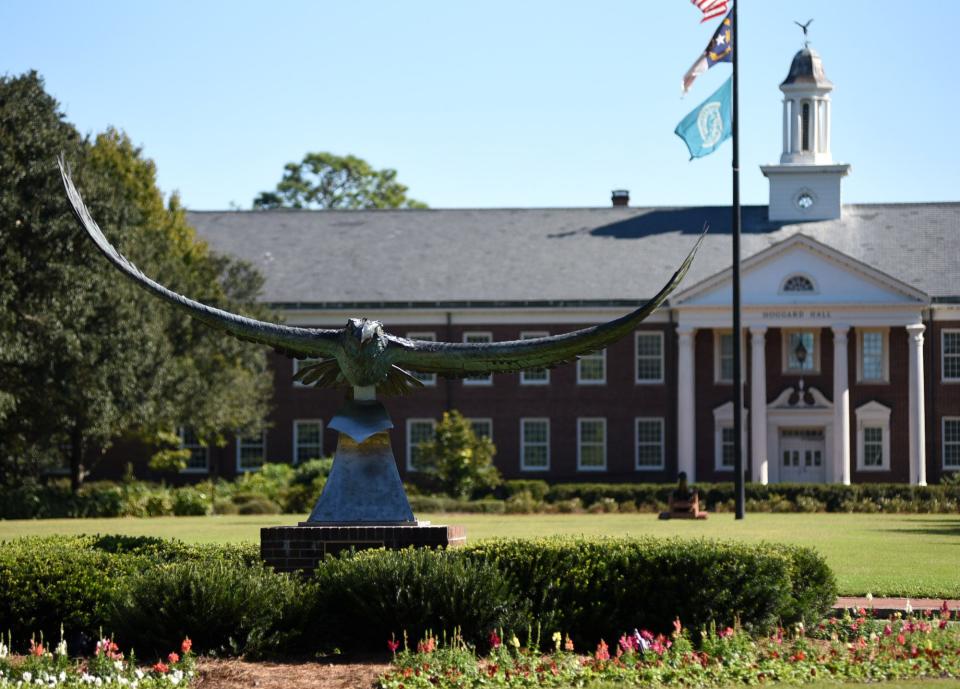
[59,156,341,359]
[386,230,705,377]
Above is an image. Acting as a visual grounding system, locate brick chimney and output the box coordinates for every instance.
[611,189,630,207]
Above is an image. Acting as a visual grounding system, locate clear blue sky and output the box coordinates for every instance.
[3,1,956,210]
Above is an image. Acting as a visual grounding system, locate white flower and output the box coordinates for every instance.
[114,661,124,673]
[0,642,8,659]
[22,672,32,683]
[135,669,144,680]
[866,592,873,603]
[905,599,913,615]
[59,672,66,683]
[55,640,68,657]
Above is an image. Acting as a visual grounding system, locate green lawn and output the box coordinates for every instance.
[2,512,959,599]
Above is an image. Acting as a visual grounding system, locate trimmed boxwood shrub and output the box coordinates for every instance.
[107,559,301,656]
[459,537,836,646]
[307,547,524,651]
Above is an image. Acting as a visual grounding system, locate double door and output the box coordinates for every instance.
[779,428,826,483]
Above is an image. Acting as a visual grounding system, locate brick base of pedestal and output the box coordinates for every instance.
[260,524,466,573]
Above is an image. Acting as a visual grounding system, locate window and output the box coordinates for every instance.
[520,418,550,471]
[468,418,493,441]
[855,401,891,471]
[943,418,960,470]
[293,420,324,464]
[178,427,209,473]
[519,332,549,385]
[801,101,811,151]
[715,331,734,383]
[857,329,888,383]
[717,426,736,469]
[577,418,607,471]
[236,431,266,472]
[783,329,818,373]
[405,418,436,471]
[292,358,322,388]
[943,330,960,382]
[406,332,437,385]
[463,332,493,385]
[781,274,815,293]
[577,349,606,385]
[635,418,665,470]
[635,332,664,383]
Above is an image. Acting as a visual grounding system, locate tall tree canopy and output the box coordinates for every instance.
[0,71,272,490]
[253,152,427,210]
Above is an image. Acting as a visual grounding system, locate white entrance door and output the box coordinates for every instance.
[779,428,826,483]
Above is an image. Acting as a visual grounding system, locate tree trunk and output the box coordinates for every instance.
[69,428,84,493]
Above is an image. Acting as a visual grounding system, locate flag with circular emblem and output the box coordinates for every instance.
[674,76,732,159]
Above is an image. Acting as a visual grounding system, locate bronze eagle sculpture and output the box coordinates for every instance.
[60,158,704,397]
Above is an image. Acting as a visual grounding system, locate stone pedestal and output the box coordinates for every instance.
[261,524,466,573]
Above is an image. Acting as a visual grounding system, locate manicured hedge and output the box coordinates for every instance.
[0,534,835,656]
[460,537,835,647]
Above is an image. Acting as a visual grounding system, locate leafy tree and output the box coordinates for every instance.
[414,411,500,499]
[0,72,271,489]
[253,152,427,210]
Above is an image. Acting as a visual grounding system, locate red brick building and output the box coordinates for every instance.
[145,45,960,486]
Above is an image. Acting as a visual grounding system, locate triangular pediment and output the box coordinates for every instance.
[674,234,928,307]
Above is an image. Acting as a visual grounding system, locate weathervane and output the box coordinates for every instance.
[60,157,704,526]
[794,18,813,47]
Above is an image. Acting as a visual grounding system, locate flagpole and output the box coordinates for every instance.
[731,0,746,520]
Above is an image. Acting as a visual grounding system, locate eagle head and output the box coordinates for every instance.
[346,317,383,347]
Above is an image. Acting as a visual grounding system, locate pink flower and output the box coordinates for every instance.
[594,639,610,661]
[29,640,44,656]
[618,634,638,653]
[153,662,169,674]
[897,633,906,645]
[883,624,893,636]
[417,637,436,654]
[488,630,501,649]
[168,652,180,664]
[672,618,683,636]
[640,629,654,642]
[719,626,735,639]
[181,638,192,654]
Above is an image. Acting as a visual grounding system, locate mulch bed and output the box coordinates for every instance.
[194,657,388,689]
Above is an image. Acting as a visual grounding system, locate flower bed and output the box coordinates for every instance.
[0,634,194,688]
[379,606,960,688]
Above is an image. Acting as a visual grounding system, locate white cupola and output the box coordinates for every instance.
[760,39,851,222]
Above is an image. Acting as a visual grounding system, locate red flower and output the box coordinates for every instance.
[791,651,806,662]
[168,652,180,664]
[181,638,192,654]
[897,633,906,645]
[883,625,893,636]
[489,630,501,649]
[29,640,44,656]
[720,626,735,639]
[387,636,400,653]
[417,637,436,654]
[595,639,610,661]
[153,662,169,674]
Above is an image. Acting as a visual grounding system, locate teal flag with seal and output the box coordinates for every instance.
[674,76,732,159]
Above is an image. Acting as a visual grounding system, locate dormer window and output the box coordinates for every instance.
[781,274,815,293]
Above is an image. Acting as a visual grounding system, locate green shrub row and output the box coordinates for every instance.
[0,534,835,656]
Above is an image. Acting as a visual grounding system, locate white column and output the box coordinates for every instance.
[791,99,801,153]
[907,324,927,486]
[824,99,831,155]
[832,325,851,485]
[811,99,820,154]
[782,100,789,155]
[677,327,697,481]
[750,327,768,484]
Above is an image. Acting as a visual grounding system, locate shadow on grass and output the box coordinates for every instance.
[882,518,960,538]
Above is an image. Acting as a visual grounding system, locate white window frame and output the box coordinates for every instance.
[942,417,960,471]
[782,328,821,374]
[635,417,665,471]
[577,348,607,385]
[855,401,891,471]
[779,273,818,294]
[714,424,737,471]
[406,332,437,385]
[292,419,324,465]
[462,332,494,386]
[520,418,550,472]
[235,430,267,473]
[714,330,733,384]
[405,418,436,471]
[178,427,209,474]
[635,331,665,384]
[292,358,322,388]
[713,402,747,472]
[577,417,607,471]
[519,331,550,385]
[942,329,960,383]
[467,417,493,441]
[856,328,889,383]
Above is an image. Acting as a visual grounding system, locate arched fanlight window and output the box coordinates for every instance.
[782,274,816,293]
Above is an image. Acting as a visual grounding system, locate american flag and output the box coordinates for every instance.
[690,0,728,23]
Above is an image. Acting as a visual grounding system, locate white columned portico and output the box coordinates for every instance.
[906,324,927,486]
[832,325,851,485]
[677,327,697,481]
[750,326,768,484]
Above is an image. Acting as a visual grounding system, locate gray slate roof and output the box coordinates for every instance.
[185,204,960,307]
